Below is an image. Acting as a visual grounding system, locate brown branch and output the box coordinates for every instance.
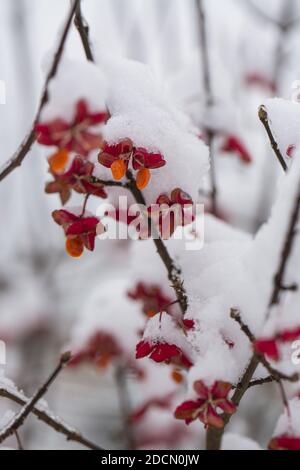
[91,172,188,314]
[89,176,126,188]
[14,430,23,451]
[114,363,135,450]
[0,0,80,183]
[230,309,299,383]
[126,170,188,314]
[74,1,94,62]
[0,352,72,444]
[267,186,300,311]
[243,376,275,389]
[258,106,288,172]
[0,387,103,450]
[196,0,218,214]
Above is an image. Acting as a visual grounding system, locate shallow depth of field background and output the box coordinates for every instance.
[0,0,300,449]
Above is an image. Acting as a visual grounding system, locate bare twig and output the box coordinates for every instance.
[0,352,71,444]
[74,1,94,62]
[0,0,80,183]
[89,172,188,314]
[230,309,299,383]
[196,0,218,214]
[14,430,23,451]
[267,186,300,312]
[230,308,255,342]
[80,193,90,217]
[0,386,103,450]
[126,170,188,314]
[114,363,135,450]
[258,106,287,172]
[243,376,275,389]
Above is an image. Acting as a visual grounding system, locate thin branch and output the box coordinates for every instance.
[89,176,126,188]
[74,1,94,61]
[196,0,218,214]
[91,172,188,314]
[80,193,90,217]
[14,430,23,451]
[126,170,188,314]
[115,364,135,450]
[258,106,287,172]
[243,376,275,389]
[0,387,103,450]
[0,352,71,444]
[0,0,80,183]
[230,309,299,383]
[230,308,255,342]
[267,186,300,311]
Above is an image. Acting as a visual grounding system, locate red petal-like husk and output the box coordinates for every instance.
[254,338,280,361]
[136,340,154,359]
[149,343,180,363]
[193,381,209,400]
[132,148,166,170]
[212,381,232,400]
[221,135,252,164]
[217,399,236,415]
[66,217,99,236]
[203,404,224,429]
[52,209,79,227]
[279,326,300,343]
[174,400,202,421]
[269,435,300,450]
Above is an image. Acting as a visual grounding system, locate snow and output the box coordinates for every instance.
[273,398,300,436]
[69,278,144,359]
[3,0,300,452]
[263,97,300,161]
[142,313,194,362]
[222,433,262,450]
[0,410,15,429]
[41,59,108,122]
[94,54,209,204]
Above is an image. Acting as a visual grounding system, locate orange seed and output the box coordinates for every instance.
[136,168,151,190]
[171,369,184,384]
[111,159,127,181]
[48,149,69,174]
[65,237,84,258]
